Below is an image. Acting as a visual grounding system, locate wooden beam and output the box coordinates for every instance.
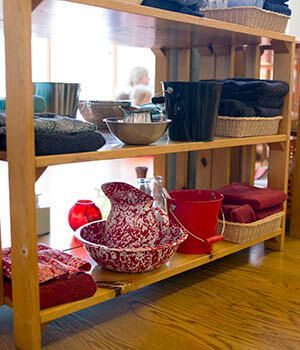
[175,152,188,189]
[4,0,41,349]
[154,154,168,188]
[36,167,47,182]
[175,49,190,189]
[32,0,43,11]
[194,150,211,189]
[153,49,168,189]
[152,48,166,94]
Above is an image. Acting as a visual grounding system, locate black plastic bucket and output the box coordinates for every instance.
[163,81,223,141]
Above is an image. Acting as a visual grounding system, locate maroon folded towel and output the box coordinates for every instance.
[255,204,283,221]
[222,204,256,223]
[217,183,287,210]
[2,244,92,284]
[4,273,97,309]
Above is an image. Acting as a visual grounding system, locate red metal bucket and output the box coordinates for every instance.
[167,190,224,254]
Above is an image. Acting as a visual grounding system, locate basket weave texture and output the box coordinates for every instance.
[201,7,289,33]
[217,211,284,243]
[215,116,282,138]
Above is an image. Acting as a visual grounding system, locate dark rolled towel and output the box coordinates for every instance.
[255,204,284,221]
[0,127,6,150]
[264,2,292,16]
[0,112,98,133]
[221,78,289,99]
[35,131,106,155]
[217,183,287,210]
[253,106,282,117]
[34,113,98,134]
[141,0,204,16]
[0,127,106,155]
[245,96,284,108]
[0,113,5,126]
[219,99,256,117]
[267,0,289,3]
[222,204,256,223]
[4,273,97,310]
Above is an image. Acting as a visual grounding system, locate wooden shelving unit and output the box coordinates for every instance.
[0,0,295,349]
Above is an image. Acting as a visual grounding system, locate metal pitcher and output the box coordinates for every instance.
[33,82,81,118]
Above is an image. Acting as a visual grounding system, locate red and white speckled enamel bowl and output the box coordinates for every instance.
[75,220,187,273]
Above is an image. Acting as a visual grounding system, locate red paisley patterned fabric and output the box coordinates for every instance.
[2,244,91,284]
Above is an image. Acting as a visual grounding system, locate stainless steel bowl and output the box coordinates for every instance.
[104,118,171,145]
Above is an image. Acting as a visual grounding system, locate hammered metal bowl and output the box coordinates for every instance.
[79,100,131,130]
[104,117,171,145]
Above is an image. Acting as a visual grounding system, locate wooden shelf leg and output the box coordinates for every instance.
[267,42,295,250]
[154,155,168,188]
[4,0,41,349]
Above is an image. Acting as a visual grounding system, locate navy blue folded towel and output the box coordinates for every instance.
[221,78,289,99]
[263,1,291,16]
[245,96,284,108]
[219,100,281,117]
[253,106,282,117]
[214,78,289,118]
[267,0,289,4]
[141,0,204,16]
[219,100,256,117]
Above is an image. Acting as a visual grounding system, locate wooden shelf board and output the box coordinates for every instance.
[39,288,116,324]
[10,0,293,46]
[39,228,282,324]
[33,134,287,167]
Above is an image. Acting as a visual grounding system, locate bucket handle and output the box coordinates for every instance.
[169,203,225,244]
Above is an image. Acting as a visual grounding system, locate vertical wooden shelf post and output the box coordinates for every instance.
[4,0,41,349]
[152,48,169,189]
[268,42,295,249]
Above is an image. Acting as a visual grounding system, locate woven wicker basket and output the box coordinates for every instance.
[217,211,284,243]
[215,116,282,138]
[201,7,289,33]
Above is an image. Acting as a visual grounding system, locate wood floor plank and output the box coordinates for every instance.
[1,238,300,349]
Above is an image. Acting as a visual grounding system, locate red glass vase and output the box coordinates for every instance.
[68,200,102,231]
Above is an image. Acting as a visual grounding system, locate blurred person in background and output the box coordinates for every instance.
[130,85,152,106]
[116,66,150,100]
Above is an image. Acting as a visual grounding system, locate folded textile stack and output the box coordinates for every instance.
[217,183,287,223]
[264,0,291,16]
[0,113,106,155]
[3,244,97,309]
[141,0,204,17]
[228,0,264,7]
[219,78,289,117]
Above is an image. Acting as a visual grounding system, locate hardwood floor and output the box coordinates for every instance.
[1,237,300,349]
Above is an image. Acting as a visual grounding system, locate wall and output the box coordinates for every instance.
[287,0,300,39]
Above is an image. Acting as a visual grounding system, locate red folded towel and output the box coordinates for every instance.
[222,203,283,223]
[2,244,91,284]
[222,204,256,223]
[255,204,283,221]
[4,273,97,309]
[217,183,287,210]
